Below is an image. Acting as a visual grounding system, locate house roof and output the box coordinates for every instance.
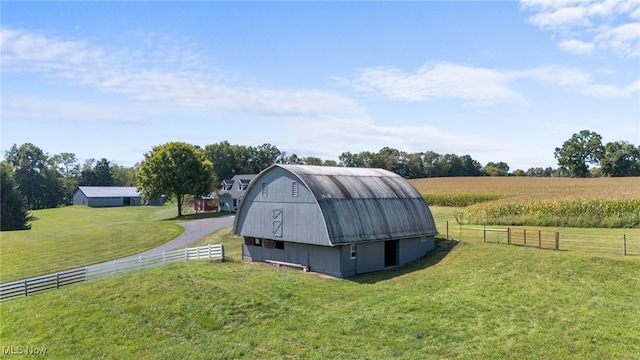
[259,164,438,244]
[76,186,141,198]
[219,174,257,199]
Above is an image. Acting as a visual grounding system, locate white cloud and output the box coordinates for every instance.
[514,65,639,97]
[558,39,596,54]
[520,0,640,57]
[1,27,365,122]
[344,62,522,104]
[594,22,640,58]
[527,5,590,28]
[345,63,637,103]
[1,96,142,123]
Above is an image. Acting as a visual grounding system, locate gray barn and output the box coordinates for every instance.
[73,186,142,207]
[233,164,438,278]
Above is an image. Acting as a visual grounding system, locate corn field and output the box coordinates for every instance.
[411,177,640,228]
[462,198,640,228]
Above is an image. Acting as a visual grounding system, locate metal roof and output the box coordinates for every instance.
[275,165,438,244]
[76,186,141,198]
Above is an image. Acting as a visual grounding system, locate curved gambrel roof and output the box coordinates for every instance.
[268,164,437,245]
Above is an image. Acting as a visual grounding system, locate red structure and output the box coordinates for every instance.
[194,195,217,211]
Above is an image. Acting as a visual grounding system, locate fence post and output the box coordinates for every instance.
[113,260,117,275]
[524,229,527,246]
[185,247,189,262]
[56,273,60,289]
[483,225,486,243]
[507,227,511,245]
[221,244,225,262]
[538,230,542,248]
[555,232,559,251]
[24,279,28,297]
[623,234,627,256]
[208,244,212,259]
[446,220,449,240]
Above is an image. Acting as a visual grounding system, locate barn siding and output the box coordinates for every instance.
[284,242,309,265]
[73,191,89,206]
[339,245,357,278]
[399,237,435,266]
[88,197,123,207]
[355,242,385,274]
[243,240,264,262]
[308,245,342,278]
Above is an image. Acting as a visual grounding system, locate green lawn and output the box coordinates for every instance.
[1,234,638,359]
[0,205,185,283]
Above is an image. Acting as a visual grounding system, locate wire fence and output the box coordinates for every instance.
[444,221,638,256]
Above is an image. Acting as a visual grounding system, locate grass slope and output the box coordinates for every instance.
[1,238,638,359]
[0,205,184,283]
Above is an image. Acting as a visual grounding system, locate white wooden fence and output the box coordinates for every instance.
[0,244,224,301]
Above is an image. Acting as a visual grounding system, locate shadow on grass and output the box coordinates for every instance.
[350,237,459,284]
[166,211,235,221]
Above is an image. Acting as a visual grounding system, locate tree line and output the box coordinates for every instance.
[2,129,638,228]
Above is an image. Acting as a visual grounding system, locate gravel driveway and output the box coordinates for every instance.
[92,215,235,265]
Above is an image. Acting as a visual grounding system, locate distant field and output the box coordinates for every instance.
[1,235,638,359]
[410,176,640,202]
[411,177,640,227]
[0,205,184,283]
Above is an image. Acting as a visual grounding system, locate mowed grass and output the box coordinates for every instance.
[1,235,638,359]
[412,177,640,227]
[0,205,184,283]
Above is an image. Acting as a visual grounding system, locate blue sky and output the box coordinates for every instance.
[2,1,639,171]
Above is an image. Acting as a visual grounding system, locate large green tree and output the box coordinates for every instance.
[49,152,80,205]
[1,161,32,231]
[204,141,282,186]
[554,130,604,178]
[4,143,64,209]
[137,142,213,217]
[80,158,114,186]
[600,141,640,177]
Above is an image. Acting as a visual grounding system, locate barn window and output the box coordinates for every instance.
[350,244,357,259]
[265,239,285,250]
[261,183,268,197]
[244,237,262,247]
[292,182,299,197]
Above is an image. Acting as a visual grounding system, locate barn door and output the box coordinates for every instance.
[272,209,283,237]
[384,240,398,268]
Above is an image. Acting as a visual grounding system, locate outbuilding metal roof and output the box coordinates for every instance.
[76,186,141,198]
[276,164,438,244]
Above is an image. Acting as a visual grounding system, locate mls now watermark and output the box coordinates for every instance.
[2,345,47,355]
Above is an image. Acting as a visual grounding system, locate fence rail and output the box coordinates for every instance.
[446,221,638,255]
[0,244,224,301]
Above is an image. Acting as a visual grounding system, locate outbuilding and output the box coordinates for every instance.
[73,186,143,207]
[233,164,438,278]
[218,174,256,212]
